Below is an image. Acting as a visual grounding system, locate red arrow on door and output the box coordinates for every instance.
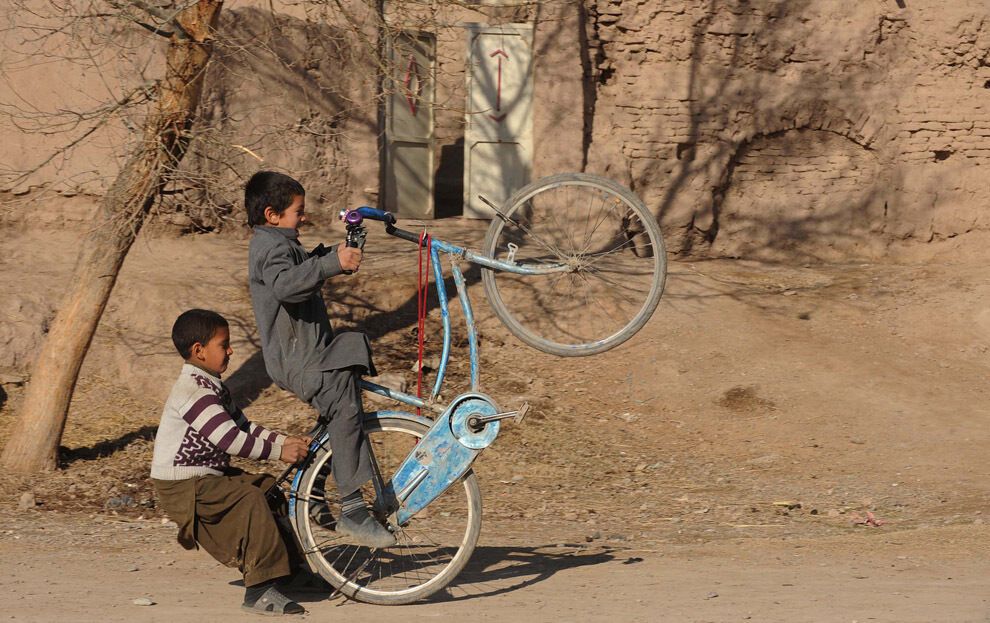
[403,54,421,115]
[488,48,509,122]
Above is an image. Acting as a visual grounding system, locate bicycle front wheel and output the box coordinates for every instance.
[293,413,482,605]
[482,173,667,356]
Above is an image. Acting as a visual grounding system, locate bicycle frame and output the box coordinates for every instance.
[359,234,568,407]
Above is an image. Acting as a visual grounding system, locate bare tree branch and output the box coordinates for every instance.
[1,81,156,186]
[111,0,194,40]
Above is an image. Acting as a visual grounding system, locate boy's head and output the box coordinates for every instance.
[171,309,232,376]
[245,170,306,230]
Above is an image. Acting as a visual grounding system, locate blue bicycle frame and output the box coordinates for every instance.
[356,211,568,410]
[286,208,542,525]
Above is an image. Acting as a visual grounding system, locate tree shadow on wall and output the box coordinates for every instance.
[588,0,907,260]
[179,6,381,221]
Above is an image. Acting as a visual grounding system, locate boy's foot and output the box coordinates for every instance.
[336,506,396,548]
[242,585,305,616]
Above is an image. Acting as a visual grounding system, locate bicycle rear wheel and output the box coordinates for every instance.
[293,413,482,605]
[482,173,667,356]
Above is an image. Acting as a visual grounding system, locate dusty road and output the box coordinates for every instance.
[2,511,988,622]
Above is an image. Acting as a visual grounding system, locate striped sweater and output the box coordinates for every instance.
[151,363,286,480]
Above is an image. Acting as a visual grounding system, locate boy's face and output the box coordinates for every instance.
[190,326,233,377]
[264,194,306,231]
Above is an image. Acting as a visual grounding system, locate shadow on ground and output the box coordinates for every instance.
[59,425,157,466]
[284,544,621,605]
[441,544,620,602]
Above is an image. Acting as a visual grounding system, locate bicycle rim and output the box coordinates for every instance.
[482,173,667,356]
[294,414,482,605]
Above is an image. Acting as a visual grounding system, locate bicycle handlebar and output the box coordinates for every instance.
[355,206,396,224]
[339,206,428,247]
[385,224,425,245]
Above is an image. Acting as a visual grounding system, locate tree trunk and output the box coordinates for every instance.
[0,1,224,473]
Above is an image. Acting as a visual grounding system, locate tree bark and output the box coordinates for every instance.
[0,1,224,473]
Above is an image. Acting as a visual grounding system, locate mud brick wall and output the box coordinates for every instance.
[581,0,990,259]
[2,0,988,258]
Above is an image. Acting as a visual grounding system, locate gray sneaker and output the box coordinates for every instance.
[336,508,396,548]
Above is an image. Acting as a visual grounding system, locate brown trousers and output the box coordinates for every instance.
[152,470,297,587]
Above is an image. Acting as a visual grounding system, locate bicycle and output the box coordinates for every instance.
[274,173,667,605]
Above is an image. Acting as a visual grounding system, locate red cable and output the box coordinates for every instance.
[416,230,431,415]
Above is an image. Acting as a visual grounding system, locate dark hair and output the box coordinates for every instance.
[172,309,228,359]
[244,170,305,227]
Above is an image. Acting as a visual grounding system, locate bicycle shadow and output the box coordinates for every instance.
[285,544,624,605]
[437,544,622,602]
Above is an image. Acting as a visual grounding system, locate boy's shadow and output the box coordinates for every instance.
[224,264,486,410]
[225,349,273,408]
[247,544,623,604]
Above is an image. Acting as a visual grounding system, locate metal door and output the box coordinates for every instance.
[384,31,436,218]
[464,24,534,218]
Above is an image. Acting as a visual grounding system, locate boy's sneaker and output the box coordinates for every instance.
[336,506,396,548]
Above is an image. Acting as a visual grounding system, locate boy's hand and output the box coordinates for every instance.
[338,245,362,272]
[279,436,310,464]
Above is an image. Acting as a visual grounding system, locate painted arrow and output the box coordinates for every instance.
[403,53,422,115]
[488,48,509,122]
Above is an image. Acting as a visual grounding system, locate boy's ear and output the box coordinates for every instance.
[190,341,206,361]
[263,206,280,225]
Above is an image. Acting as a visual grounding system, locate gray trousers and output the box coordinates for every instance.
[308,366,373,497]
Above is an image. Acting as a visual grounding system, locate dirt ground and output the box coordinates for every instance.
[1,216,989,622]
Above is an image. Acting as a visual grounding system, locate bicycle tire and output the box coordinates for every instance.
[293,412,482,605]
[481,173,667,356]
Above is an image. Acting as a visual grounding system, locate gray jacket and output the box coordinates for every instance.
[248,226,375,400]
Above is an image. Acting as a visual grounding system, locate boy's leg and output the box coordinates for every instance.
[309,367,394,547]
[309,366,373,497]
[193,472,293,588]
[263,476,308,572]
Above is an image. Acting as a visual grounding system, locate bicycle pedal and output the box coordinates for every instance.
[515,402,529,424]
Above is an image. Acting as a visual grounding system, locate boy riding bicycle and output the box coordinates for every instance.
[245,170,395,548]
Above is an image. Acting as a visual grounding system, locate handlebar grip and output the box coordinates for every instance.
[386,224,427,246]
[355,206,396,224]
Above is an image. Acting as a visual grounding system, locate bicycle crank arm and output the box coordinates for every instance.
[467,403,529,431]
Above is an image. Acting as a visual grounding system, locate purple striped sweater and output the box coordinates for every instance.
[151,363,286,480]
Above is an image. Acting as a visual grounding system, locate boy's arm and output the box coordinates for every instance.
[261,243,342,304]
[180,393,284,462]
[309,243,337,258]
[232,407,288,447]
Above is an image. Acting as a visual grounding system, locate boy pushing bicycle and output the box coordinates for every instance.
[151,309,312,615]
